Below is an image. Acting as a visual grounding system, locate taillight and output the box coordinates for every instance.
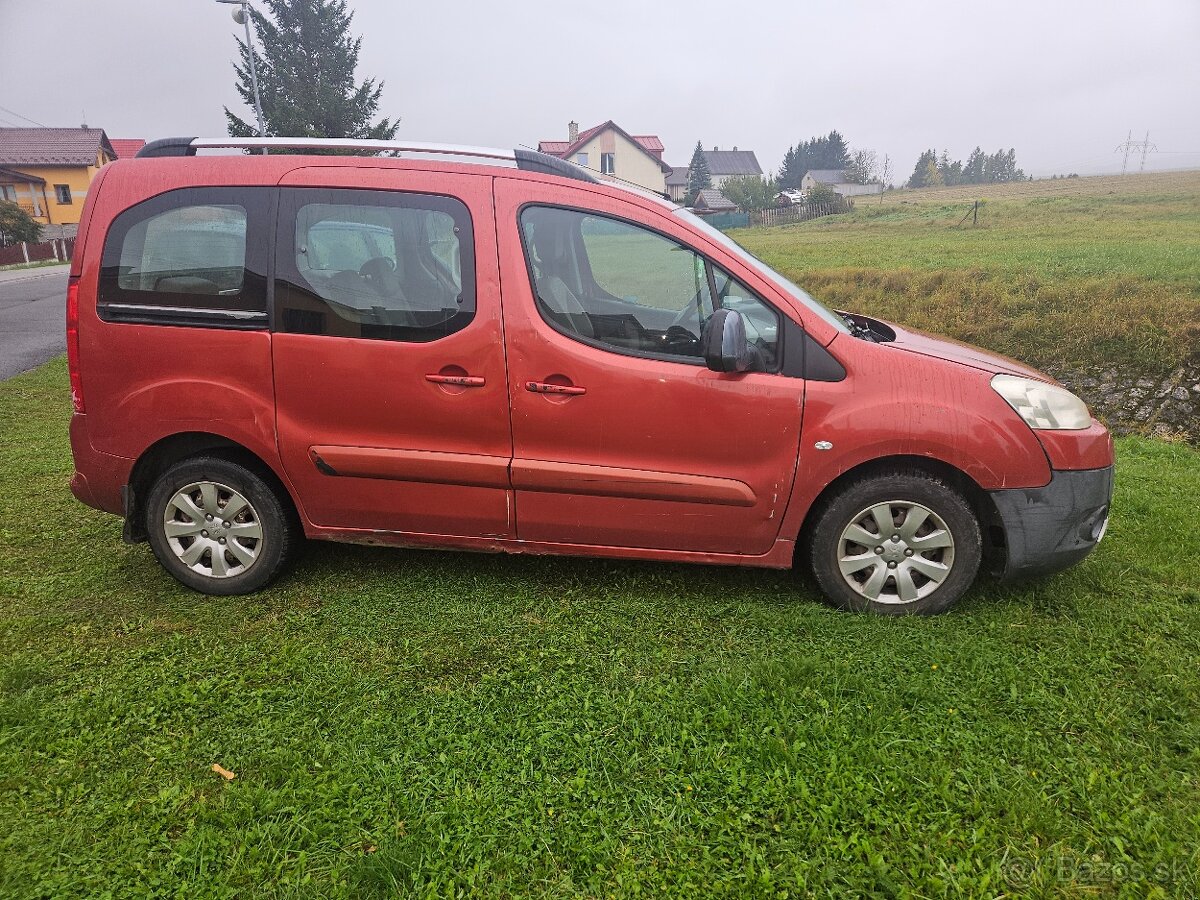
[66,276,84,413]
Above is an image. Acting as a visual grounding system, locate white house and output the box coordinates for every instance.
[538,120,672,194]
[801,169,884,198]
[666,147,764,202]
[702,147,764,189]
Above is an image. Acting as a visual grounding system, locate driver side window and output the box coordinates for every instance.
[519,205,779,368]
[520,206,714,362]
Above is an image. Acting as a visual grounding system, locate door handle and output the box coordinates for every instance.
[526,381,586,396]
[426,374,485,387]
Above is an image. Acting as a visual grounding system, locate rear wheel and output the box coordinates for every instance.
[808,471,981,615]
[145,456,298,595]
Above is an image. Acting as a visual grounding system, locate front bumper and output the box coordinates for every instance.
[990,465,1114,580]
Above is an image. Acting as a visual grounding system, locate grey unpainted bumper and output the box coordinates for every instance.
[990,466,1114,580]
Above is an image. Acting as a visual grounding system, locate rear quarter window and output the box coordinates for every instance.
[98,187,273,328]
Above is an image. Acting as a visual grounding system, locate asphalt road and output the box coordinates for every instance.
[0,266,69,381]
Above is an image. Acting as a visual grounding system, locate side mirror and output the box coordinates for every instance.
[701,308,754,373]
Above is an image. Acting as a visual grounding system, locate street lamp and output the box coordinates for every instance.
[216,0,266,137]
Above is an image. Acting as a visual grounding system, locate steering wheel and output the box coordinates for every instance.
[359,256,397,281]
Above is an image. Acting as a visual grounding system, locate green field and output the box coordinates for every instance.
[730,170,1200,374]
[3,360,1200,897]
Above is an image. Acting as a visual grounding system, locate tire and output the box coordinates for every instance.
[808,470,981,616]
[145,456,299,596]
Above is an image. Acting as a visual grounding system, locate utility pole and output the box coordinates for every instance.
[1115,130,1157,175]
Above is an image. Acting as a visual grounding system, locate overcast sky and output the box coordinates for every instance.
[2,0,1198,179]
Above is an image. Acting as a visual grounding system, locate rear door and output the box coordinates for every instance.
[494,177,804,556]
[271,167,512,537]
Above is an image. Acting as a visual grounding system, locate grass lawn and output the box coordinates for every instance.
[2,360,1200,898]
[730,170,1200,375]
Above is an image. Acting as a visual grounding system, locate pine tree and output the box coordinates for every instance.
[686,142,712,205]
[778,146,799,189]
[963,147,986,184]
[225,0,398,144]
[823,130,851,169]
[779,132,853,189]
[907,149,937,188]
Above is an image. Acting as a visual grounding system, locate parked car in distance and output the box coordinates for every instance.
[66,137,1115,615]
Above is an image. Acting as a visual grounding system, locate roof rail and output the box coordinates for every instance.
[134,136,599,184]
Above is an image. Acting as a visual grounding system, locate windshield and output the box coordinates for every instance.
[672,207,850,334]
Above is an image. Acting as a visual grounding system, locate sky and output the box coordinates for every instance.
[2,0,1198,180]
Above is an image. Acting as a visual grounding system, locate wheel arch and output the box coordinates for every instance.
[124,431,302,543]
[794,454,1007,575]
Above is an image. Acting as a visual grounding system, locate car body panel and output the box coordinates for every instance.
[494,176,804,555]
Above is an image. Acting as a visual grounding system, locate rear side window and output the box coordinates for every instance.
[98,187,272,328]
[275,188,473,343]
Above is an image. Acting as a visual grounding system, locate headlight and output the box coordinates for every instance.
[991,374,1091,430]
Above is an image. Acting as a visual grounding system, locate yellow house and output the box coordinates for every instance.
[0,128,116,225]
[538,121,672,194]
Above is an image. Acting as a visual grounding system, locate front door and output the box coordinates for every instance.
[494,178,804,556]
[272,168,512,538]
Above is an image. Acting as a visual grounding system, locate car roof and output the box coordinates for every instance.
[123,136,682,218]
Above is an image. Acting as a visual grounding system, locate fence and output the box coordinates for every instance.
[751,198,854,228]
[0,237,75,267]
[700,211,750,231]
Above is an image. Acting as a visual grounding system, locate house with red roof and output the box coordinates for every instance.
[109,139,147,160]
[0,127,116,225]
[538,121,672,194]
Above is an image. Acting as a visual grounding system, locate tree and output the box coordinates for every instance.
[962,146,986,184]
[778,131,852,189]
[937,150,963,186]
[720,174,780,212]
[909,145,1024,188]
[805,182,839,205]
[907,149,937,188]
[823,130,851,170]
[685,141,712,206]
[844,148,878,184]
[0,201,41,246]
[225,0,398,144]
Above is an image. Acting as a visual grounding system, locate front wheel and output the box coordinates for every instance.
[145,456,299,595]
[808,471,982,615]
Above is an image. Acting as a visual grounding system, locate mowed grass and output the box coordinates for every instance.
[2,359,1200,897]
[729,170,1200,374]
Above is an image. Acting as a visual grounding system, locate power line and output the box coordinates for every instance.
[1114,130,1157,174]
[0,104,48,127]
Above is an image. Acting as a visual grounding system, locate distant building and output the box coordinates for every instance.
[702,147,764,189]
[109,138,147,160]
[801,169,884,198]
[692,188,738,212]
[666,166,689,203]
[0,127,116,224]
[667,147,765,203]
[538,120,672,193]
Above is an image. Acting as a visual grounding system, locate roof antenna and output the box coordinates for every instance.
[81,109,88,129]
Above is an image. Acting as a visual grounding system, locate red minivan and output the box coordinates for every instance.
[66,137,1114,615]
